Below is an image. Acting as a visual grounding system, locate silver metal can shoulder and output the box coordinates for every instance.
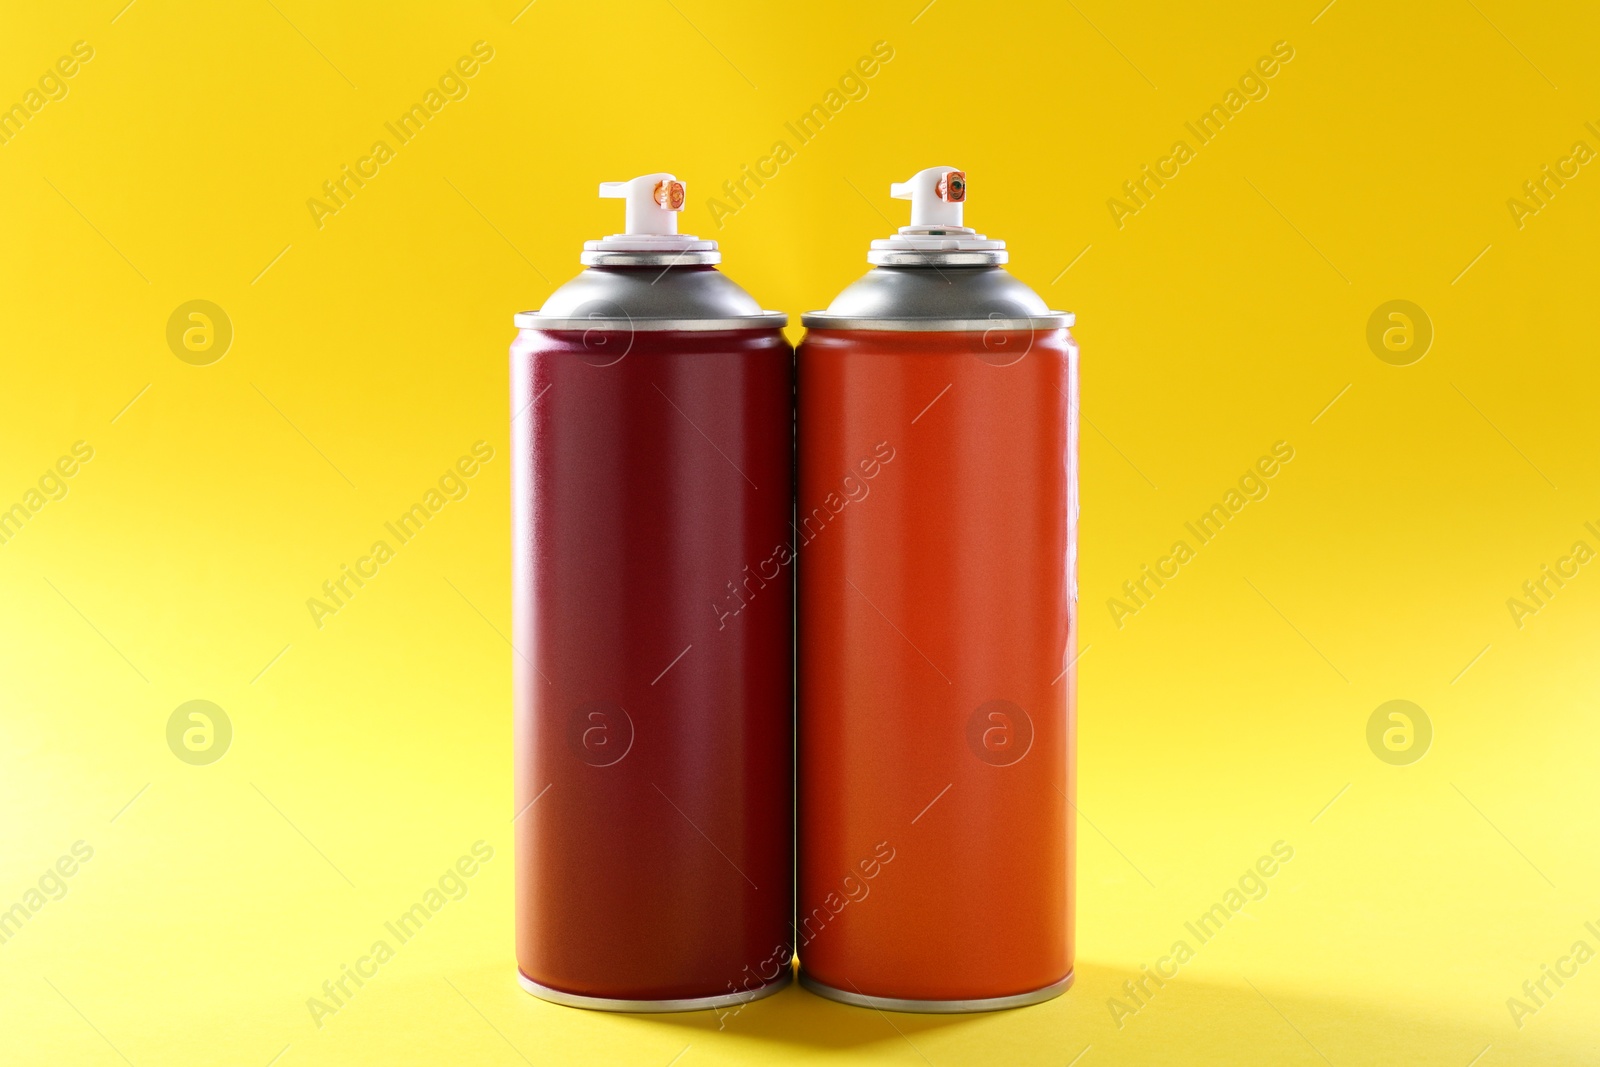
[515,262,787,332]
[801,266,1073,332]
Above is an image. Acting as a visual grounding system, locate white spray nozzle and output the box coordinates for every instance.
[598,173,686,235]
[890,166,967,228]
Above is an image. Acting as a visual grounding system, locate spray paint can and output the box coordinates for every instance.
[796,167,1077,1011]
[512,174,793,1011]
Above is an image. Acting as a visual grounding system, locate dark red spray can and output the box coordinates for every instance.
[512,174,793,1011]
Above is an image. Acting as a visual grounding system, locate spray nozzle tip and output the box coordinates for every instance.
[654,179,685,211]
[599,173,685,235]
[891,166,967,228]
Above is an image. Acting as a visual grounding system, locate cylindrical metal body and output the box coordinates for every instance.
[796,262,1078,1012]
[512,256,794,1012]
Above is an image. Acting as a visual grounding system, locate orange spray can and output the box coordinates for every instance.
[796,167,1077,1011]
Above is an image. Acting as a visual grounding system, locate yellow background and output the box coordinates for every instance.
[3,0,1597,1063]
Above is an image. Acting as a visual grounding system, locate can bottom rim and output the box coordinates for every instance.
[517,969,791,1013]
[798,968,1073,1013]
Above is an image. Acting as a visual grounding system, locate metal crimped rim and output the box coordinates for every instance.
[580,250,722,267]
[518,970,791,1013]
[513,311,788,332]
[798,969,1073,1013]
[799,312,1074,331]
[867,250,1009,267]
